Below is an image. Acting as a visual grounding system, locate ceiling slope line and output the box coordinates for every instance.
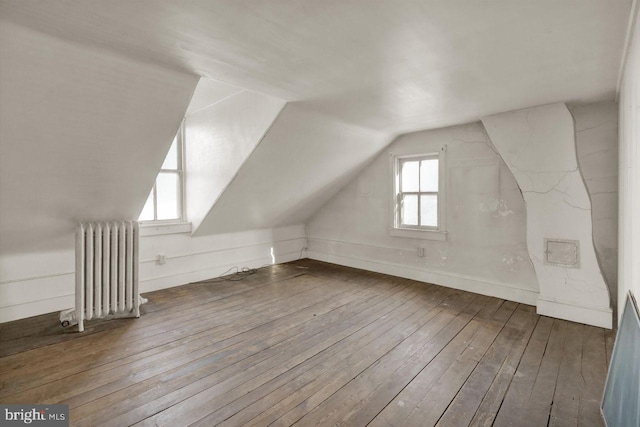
[185,88,244,117]
[189,98,288,236]
[199,103,392,235]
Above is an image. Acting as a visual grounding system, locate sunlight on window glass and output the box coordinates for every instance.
[420,159,438,192]
[161,136,178,170]
[138,190,154,221]
[402,194,418,225]
[420,194,438,227]
[156,173,179,220]
[401,161,419,192]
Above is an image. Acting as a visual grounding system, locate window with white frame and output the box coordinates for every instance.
[139,125,184,222]
[390,148,447,239]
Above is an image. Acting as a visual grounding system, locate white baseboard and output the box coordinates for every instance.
[140,249,303,294]
[537,297,613,329]
[307,247,613,329]
[306,249,539,306]
[0,295,75,324]
[0,232,306,323]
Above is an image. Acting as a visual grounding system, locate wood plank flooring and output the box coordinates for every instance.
[0,259,614,426]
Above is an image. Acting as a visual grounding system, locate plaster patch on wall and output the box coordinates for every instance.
[502,255,524,265]
[479,199,515,217]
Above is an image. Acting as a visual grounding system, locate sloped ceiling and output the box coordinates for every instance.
[0,0,630,134]
[195,103,390,235]
[0,20,198,254]
[184,80,287,233]
[0,0,632,249]
[185,78,241,116]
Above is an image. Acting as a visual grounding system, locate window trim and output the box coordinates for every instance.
[139,221,191,237]
[388,147,448,241]
[397,154,439,230]
[139,121,187,224]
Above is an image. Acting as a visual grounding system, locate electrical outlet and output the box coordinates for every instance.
[417,247,426,258]
[156,254,166,265]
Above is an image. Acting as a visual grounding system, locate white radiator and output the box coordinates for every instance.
[60,221,144,332]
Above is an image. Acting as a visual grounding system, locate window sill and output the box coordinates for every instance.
[139,222,192,237]
[388,227,448,241]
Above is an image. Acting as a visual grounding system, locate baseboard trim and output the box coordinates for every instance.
[140,249,303,294]
[0,295,75,324]
[307,249,539,306]
[537,297,613,329]
[0,241,304,323]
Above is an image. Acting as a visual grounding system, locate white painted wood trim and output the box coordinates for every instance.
[388,146,447,235]
[0,235,305,323]
[140,248,302,293]
[537,297,613,329]
[139,222,192,236]
[388,228,448,241]
[306,248,539,306]
[0,295,76,325]
[138,237,305,263]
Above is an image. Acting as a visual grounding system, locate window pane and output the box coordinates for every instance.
[420,159,438,192]
[420,194,438,227]
[138,189,154,221]
[401,194,418,226]
[161,136,178,170]
[401,161,419,192]
[156,173,180,220]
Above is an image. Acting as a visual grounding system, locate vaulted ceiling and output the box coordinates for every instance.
[1,0,631,134]
[0,0,632,253]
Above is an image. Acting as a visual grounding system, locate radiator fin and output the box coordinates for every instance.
[74,221,140,332]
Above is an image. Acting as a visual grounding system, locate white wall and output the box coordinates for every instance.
[306,122,540,305]
[618,6,640,324]
[139,225,305,292]
[483,104,611,328]
[184,84,286,233]
[0,225,306,322]
[572,102,619,314]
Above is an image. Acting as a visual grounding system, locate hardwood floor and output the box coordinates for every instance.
[0,260,614,426]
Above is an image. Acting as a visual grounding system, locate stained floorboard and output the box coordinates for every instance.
[0,260,610,426]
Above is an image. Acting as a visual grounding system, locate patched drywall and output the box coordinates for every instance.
[482,103,612,328]
[198,103,391,235]
[571,102,619,315]
[0,20,198,254]
[306,122,539,304]
[184,83,286,233]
